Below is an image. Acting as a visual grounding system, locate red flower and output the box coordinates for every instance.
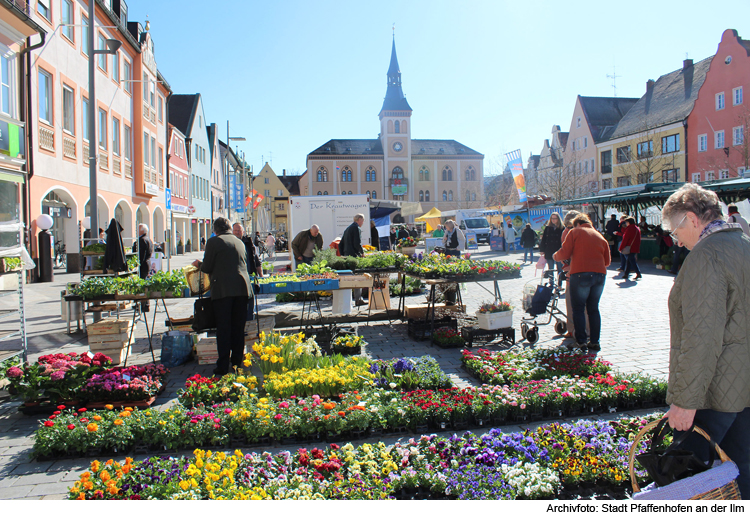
[67,424,75,430]
[44,421,54,427]
[78,408,88,413]
[53,411,61,415]
[56,405,66,410]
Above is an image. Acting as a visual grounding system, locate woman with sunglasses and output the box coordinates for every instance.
[662,183,750,499]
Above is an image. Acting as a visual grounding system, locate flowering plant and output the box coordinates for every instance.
[332,334,366,348]
[178,372,258,407]
[396,236,418,248]
[79,363,169,402]
[248,331,321,376]
[368,356,451,391]
[431,327,465,347]
[477,300,512,313]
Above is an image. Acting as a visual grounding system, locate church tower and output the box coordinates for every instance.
[379,37,412,202]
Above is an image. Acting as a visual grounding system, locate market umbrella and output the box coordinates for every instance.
[415,207,442,233]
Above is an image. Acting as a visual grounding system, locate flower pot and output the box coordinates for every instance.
[399,246,417,256]
[476,310,513,330]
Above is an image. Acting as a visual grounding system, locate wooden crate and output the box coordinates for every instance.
[404,303,466,320]
[87,318,134,336]
[88,333,131,346]
[94,336,135,365]
[244,314,275,338]
[338,273,373,289]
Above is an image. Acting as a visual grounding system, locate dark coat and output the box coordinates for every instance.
[605,218,620,237]
[138,234,153,279]
[240,236,261,274]
[199,233,251,300]
[397,227,409,240]
[103,219,128,272]
[520,227,537,249]
[370,226,380,251]
[539,225,563,257]
[340,222,363,257]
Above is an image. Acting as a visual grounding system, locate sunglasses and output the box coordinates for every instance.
[669,215,688,244]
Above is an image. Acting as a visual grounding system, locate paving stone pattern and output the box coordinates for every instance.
[0,247,674,499]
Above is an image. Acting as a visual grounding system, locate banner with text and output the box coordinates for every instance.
[505,149,527,204]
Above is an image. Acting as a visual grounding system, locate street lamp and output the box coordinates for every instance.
[87,0,121,244]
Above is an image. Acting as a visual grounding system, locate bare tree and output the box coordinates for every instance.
[534,149,588,201]
[611,123,679,186]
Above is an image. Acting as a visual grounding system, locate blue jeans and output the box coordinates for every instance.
[620,252,627,270]
[678,407,750,500]
[623,253,641,277]
[523,248,534,262]
[546,257,563,272]
[569,272,605,345]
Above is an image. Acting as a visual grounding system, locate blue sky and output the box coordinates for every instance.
[130,0,749,176]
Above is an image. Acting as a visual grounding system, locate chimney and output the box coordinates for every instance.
[683,58,693,69]
[283,169,286,176]
[646,79,655,92]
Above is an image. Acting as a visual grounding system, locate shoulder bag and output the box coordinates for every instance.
[192,270,216,332]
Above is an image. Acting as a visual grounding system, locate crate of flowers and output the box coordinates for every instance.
[332,334,366,355]
[78,363,169,407]
[431,327,466,348]
[476,300,513,330]
[407,316,457,341]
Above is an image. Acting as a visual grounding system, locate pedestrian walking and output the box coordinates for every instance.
[520,223,536,263]
[265,233,276,257]
[193,217,251,377]
[662,183,750,500]
[617,217,642,280]
[553,212,610,353]
[291,224,323,264]
[539,212,564,271]
[137,224,153,280]
[233,223,263,277]
[370,220,380,251]
[504,221,517,251]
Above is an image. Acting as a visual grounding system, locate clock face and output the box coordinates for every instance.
[393,141,403,152]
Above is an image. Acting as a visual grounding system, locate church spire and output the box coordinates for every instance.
[380,36,412,115]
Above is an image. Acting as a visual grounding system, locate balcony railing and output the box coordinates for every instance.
[38,125,54,151]
[63,136,76,159]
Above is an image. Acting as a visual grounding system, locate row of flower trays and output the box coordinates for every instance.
[1,351,169,414]
[258,275,339,294]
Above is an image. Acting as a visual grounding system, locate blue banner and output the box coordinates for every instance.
[234,180,244,213]
[228,170,236,211]
[505,149,527,203]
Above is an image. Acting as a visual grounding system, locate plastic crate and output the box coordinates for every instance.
[299,278,339,292]
[259,281,301,294]
[407,317,457,341]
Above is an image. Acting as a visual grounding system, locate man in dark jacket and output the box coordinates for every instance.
[291,225,323,264]
[605,214,620,259]
[137,224,153,280]
[341,214,366,305]
[233,223,262,276]
[193,217,251,376]
[340,214,365,258]
[397,225,409,240]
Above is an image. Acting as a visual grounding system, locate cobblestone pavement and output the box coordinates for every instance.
[0,246,674,499]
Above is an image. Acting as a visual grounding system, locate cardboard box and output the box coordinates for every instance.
[87,318,134,336]
[338,273,373,289]
[369,276,391,310]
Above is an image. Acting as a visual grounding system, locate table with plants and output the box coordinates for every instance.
[26,329,672,500]
[64,270,189,361]
[396,253,522,344]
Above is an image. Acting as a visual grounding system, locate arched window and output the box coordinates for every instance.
[366,191,371,198]
[317,191,322,195]
[365,169,370,182]
[317,167,327,182]
[323,191,328,195]
[425,190,430,202]
[466,191,471,202]
[394,120,400,134]
[449,191,454,201]
[465,167,476,181]
[342,191,346,195]
[419,166,430,181]
[442,191,447,201]
[372,191,377,199]
[442,167,452,181]
[392,166,404,179]
[341,167,352,182]
[348,191,353,195]
[419,190,424,201]
[472,193,476,201]
[366,167,376,182]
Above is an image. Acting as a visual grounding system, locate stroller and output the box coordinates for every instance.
[520,269,567,344]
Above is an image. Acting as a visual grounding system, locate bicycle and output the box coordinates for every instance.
[53,241,67,269]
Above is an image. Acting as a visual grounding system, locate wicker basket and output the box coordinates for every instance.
[183,266,211,295]
[628,420,741,500]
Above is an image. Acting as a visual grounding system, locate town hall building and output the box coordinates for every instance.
[304,39,484,218]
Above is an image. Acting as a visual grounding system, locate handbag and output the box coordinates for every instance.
[621,245,631,255]
[192,271,216,332]
[634,416,714,487]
